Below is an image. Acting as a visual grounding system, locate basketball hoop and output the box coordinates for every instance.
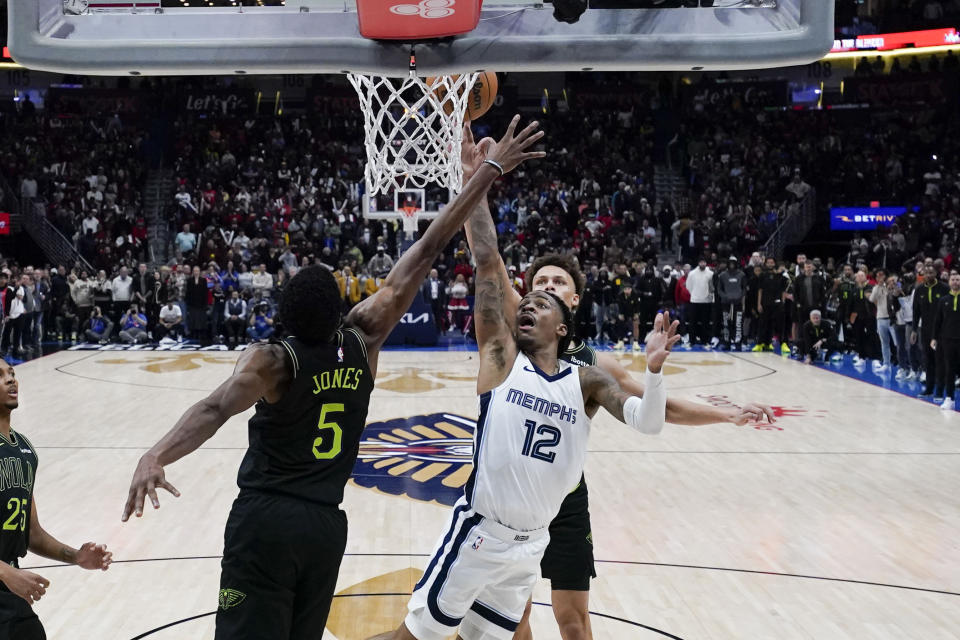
[400,204,420,235]
[348,55,478,197]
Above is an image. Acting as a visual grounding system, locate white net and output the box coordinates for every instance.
[348,71,479,197]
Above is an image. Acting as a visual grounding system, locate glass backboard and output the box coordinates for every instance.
[7,0,833,76]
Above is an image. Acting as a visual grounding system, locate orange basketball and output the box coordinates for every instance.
[426,71,499,121]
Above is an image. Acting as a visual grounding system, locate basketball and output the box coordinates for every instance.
[427,71,499,121]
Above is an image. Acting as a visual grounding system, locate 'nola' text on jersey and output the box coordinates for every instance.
[0,457,34,493]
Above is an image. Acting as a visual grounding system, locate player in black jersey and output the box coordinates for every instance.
[0,360,112,640]
[461,188,775,640]
[120,116,546,640]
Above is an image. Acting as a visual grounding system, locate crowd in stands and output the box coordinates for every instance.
[1,55,960,405]
[836,0,960,34]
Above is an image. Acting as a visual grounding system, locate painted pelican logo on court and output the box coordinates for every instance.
[352,412,475,507]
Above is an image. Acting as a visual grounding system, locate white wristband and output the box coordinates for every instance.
[623,369,666,435]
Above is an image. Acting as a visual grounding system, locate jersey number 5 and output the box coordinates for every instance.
[313,403,344,460]
[2,498,28,532]
[521,420,561,463]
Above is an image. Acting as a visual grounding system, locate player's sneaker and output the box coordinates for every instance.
[830,353,843,363]
[780,343,791,355]
[875,364,889,373]
[906,370,917,381]
[852,356,865,366]
[895,368,907,380]
[614,340,625,351]
[631,341,641,352]
[752,343,765,352]
[920,371,927,384]
[940,397,955,411]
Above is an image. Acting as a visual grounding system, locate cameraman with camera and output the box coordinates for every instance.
[246,299,275,343]
[84,306,114,343]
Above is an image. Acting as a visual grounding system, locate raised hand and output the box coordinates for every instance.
[484,115,546,175]
[5,568,50,604]
[75,543,113,571]
[727,402,776,426]
[121,454,181,521]
[645,311,682,374]
[460,125,495,183]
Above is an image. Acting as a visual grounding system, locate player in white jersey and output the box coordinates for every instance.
[375,193,681,640]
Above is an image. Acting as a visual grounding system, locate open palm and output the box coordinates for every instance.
[645,311,681,374]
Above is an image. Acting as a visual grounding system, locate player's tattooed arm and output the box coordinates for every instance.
[29,498,112,570]
[579,365,630,422]
[463,197,521,328]
[347,117,544,367]
[122,344,289,521]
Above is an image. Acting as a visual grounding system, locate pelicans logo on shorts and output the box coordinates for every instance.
[351,413,476,506]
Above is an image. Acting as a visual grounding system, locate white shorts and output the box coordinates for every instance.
[405,497,550,640]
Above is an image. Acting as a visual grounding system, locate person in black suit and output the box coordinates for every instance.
[422,269,446,332]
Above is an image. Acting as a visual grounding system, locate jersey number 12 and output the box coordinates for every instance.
[521,419,561,463]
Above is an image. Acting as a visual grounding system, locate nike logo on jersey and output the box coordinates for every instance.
[20,449,32,455]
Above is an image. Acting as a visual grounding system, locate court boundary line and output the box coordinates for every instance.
[125,595,683,640]
[24,554,960,598]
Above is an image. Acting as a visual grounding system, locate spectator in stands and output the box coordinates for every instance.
[894,275,919,381]
[446,273,471,336]
[870,270,899,373]
[931,272,960,410]
[156,299,184,342]
[53,291,79,343]
[795,261,827,332]
[111,266,133,322]
[367,245,394,277]
[4,280,26,358]
[237,263,254,291]
[223,290,247,346]
[118,303,149,344]
[613,283,641,351]
[755,257,788,353]
[336,266,361,309]
[84,306,114,344]
[131,263,155,320]
[185,265,209,340]
[914,265,948,398]
[686,258,714,347]
[718,256,747,351]
[251,264,274,297]
[423,269,446,332]
[175,223,197,256]
[849,270,874,366]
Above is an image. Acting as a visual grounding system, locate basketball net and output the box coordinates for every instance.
[348,55,478,197]
[400,204,420,234]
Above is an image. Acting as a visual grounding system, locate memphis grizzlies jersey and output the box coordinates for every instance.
[466,352,589,532]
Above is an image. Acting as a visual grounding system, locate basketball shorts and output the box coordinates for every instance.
[0,590,45,640]
[215,490,347,640]
[406,497,550,640]
[540,475,596,591]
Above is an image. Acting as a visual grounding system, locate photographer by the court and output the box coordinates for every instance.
[246,299,275,342]
[84,306,114,343]
[800,309,837,364]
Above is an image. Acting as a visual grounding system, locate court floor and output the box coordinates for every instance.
[12,347,960,639]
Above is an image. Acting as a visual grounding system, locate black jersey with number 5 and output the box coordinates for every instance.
[0,430,38,573]
[236,329,374,506]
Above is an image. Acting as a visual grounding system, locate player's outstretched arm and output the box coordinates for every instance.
[461,128,522,330]
[347,115,544,371]
[121,344,289,521]
[28,498,112,570]
[581,312,680,433]
[595,352,775,426]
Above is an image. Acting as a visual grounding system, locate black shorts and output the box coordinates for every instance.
[215,490,348,640]
[0,590,45,640]
[540,475,595,592]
